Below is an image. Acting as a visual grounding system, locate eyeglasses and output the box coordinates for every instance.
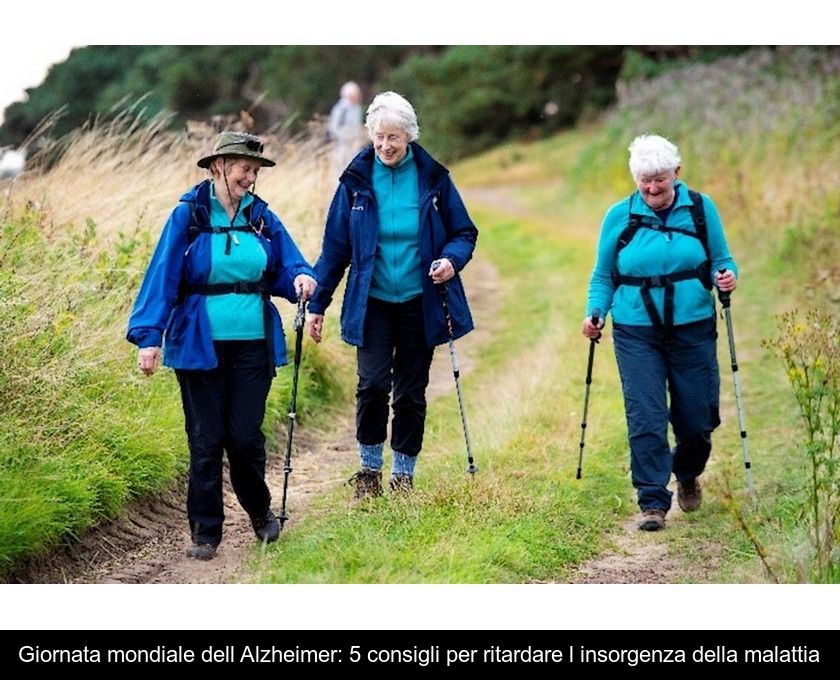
[217,138,264,153]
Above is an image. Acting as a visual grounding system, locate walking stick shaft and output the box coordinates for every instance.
[279,297,306,528]
[448,336,476,473]
[722,305,754,494]
[718,270,754,495]
[437,278,477,475]
[576,310,600,480]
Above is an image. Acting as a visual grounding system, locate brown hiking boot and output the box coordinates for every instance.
[389,473,413,493]
[637,508,667,532]
[677,478,702,512]
[347,469,383,500]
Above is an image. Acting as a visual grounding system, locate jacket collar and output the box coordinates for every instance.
[374,144,415,172]
[341,142,448,197]
[180,179,268,225]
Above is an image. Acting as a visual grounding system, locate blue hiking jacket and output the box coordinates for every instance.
[126,180,315,369]
[308,142,478,348]
[586,181,738,326]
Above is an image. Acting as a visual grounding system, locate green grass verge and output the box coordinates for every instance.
[0,213,349,578]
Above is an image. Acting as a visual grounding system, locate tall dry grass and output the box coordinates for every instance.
[12,106,338,261]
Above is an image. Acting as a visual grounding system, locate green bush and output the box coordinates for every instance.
[764,310,840,582]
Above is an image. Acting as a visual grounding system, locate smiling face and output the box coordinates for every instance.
[213,156,261,202]
[635,167,680,211]
[371,123,409,167]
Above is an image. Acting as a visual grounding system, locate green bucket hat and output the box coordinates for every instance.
[197,131,276,169]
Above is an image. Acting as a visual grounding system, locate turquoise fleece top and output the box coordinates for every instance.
[369,146,423,303]
[586,181,738,326]
[206,185,267,339]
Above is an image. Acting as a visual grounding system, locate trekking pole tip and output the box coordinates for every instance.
[467,463,478,475]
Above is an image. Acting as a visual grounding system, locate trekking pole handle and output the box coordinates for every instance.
[431,259,446,282]
[431,259,454,332]
[716,268,732,309]
[590,308,602,342]
[294,295,307,332]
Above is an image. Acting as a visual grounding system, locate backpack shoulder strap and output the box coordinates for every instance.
[687,189,710,261]
[615,192,647,256]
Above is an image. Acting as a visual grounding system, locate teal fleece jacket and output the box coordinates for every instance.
[586,181,738,326]
[369,146,423,302]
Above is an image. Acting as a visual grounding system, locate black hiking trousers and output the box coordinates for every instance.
[356,296,435,457]
[176,340,273,546]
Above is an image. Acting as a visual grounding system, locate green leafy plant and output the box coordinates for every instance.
[764,310,840,581]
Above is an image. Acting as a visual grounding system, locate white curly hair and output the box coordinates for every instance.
[365,91,420,142]
[628,134,681,179]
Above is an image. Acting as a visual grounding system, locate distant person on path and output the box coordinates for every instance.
[127,131,317,560]
[327,81,366,177]
[582,134,738,531]
[308,92,478,498]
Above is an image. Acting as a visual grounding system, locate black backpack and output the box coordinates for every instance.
[610,189,711,338]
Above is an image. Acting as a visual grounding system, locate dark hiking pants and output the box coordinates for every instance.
[356,296,435,457]
[176,340,273,546]
[613,317,721,512]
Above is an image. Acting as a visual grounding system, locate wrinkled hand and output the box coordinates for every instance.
[294,274,317,300]
[137,347,161,376]
[308,313,324,344]
[429,258,455,284]
[581,316,604,340]
[715,269,737,293]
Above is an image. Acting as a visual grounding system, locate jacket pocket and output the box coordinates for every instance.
[445,277,473,334]
[165,305,187,342]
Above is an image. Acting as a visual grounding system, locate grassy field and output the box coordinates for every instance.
[253,191,632,583]
[251,47,840,583]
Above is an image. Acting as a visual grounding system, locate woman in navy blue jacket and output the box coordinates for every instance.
[127,132,316,560]
[308,92,478,498]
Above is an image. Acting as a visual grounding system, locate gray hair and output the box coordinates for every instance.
[628,134,681,178]
[365,91,420,142]
[340,81,361,99]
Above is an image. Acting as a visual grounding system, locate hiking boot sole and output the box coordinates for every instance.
[638,518,666,531]
[186,544,217,560]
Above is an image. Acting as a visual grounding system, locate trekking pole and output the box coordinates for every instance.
[432,261,477,476]
[279,293,307,530]
[717,269,755,496]
[576,309,601,480]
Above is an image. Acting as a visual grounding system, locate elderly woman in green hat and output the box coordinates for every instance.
[127,131,317,560]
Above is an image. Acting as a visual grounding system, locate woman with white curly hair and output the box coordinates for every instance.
[308,91,478,499]
[582,134,739,531]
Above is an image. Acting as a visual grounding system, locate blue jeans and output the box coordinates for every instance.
[613,317,721,511]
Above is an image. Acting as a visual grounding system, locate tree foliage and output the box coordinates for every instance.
[1,46,750,161]
[385,46,624,159]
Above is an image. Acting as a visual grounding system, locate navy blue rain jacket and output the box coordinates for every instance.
[308,143,478,348]
[126,180,315,369]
